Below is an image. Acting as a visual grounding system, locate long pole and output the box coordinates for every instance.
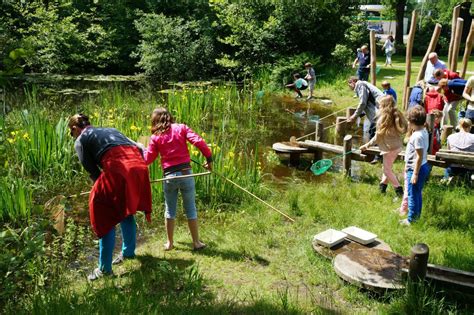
[448,6,461,68]
[450,17,464,72]
[191,159,295,222]
[370,30,377,86]
[461,20,474,78]
[403,10,418,111]
[416,23,442,82]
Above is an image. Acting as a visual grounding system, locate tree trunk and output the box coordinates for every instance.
[395,0,407,45]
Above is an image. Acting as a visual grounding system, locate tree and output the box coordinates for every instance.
[382,0,407,44]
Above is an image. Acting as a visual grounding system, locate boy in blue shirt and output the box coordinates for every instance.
[382,80,397,102]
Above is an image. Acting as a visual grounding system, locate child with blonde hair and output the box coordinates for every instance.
[143,108,212,251]
[360,95,407,196]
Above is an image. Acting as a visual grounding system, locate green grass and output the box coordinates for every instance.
[2,63,474,313]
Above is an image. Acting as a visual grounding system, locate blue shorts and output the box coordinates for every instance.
[163,170,197,220]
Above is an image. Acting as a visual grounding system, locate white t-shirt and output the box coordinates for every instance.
[405,129,429,170]
[466,76,474,110]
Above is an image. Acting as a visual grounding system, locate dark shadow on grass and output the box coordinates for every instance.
[176,241,271,266]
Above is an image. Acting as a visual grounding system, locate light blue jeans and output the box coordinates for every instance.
[163,170,197,220]
[99,215,136,273]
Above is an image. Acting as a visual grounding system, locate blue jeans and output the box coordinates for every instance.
[357,69,369,81]
[163,170,197,220]
[99,215,136,273]
[406,163,431,223]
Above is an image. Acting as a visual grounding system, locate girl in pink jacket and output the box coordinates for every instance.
[144,108,212,251]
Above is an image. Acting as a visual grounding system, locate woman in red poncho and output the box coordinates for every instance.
[68,114,152,281]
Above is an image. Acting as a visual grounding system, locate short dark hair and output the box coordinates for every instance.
[348,76,359,84]
[406,105,426,126]
[294,73,301,79]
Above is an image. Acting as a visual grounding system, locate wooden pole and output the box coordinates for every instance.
[315,120,319,141]
[448,6,461,69]
[461,20,474,78]
[343,135,352,176]
[409,243,429,281]
[370,30,377,85]
[403,10,418,111]
[451,18,464,72]
[416,23,442,82]
[335,116,347,145]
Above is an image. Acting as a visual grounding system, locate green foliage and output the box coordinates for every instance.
[268,53,321,90]
[134,13,217,80]
[0,176,34,223]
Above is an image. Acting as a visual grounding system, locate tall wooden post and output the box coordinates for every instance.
[335,116,347,145]
[448,5,461,68]
[409,243,429,281]
[343,135,352,176]
[370,30,377,86]
[450,18,464,72]
[461,20,474,78]
[403,10,418,111]
[416,24,442,83]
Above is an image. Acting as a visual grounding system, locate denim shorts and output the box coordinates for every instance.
[163,170,197,220]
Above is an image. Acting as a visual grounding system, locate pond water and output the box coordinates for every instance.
[2,75,358,183]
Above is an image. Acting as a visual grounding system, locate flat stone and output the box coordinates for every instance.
[312,238,392,259]
[333,248,407,290]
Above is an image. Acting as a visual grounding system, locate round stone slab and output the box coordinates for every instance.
[312,238,392,260]
[272,142,309,153]
[333,248,407,290]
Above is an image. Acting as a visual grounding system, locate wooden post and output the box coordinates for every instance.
[313,150,323,162]
[448,6,461,69]
[403,10,418,111]
[346,107,356,119]
[315,120,319,141]
[370,30,377,86]
[409,243,429,281]
[335,116,347,145]
[289,153,300,167]
[461,20,474,78]
[416,24,442,82]
[427,113,435,154]
[441,125,454,143]
[318,122,325,142]
[343,135,352,176]
[450,18,464,72]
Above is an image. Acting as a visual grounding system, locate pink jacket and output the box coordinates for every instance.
[143,123,212,170]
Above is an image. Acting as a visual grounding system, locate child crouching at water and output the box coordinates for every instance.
[143,108,212,250]
[399,105,431,225]
[360,95,407,196]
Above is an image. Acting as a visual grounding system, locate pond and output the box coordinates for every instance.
[0,75,350,223]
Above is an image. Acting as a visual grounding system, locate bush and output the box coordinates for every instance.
[268,53,321,91]
[134,13,216,81]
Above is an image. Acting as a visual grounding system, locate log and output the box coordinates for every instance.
[450,18,464,72]
[416,24,442,82]
[335,116,347,145]
[441,125,454,143]
[448,6,461,68]
[461,20,474,78]
[409,243,429,281]
[370,30,377,85]
[403,11,418,111]
[436,152,474,166]
[438,149,474,155]
[343,135,352,176]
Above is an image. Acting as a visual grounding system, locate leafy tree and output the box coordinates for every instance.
[133,13,216,80]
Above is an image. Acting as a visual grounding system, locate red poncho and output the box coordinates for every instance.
[89,146,152,238]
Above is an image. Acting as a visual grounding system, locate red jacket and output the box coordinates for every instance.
[443,69,460,80]
[424,90,444,113]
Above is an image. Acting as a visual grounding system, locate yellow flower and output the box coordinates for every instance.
[227,151,235,159]
[10,131,17,136]
[94,111,100,118]
[7,138,15,144]
[130,125,138,131]
[23,132,30,140]
[201,132,206,138]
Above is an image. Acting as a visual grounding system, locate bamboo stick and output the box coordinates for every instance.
[448,5,461,68]
[370,30,376,85]
[416,23,442,82]
[450,17,464,72]
[403,10,418,111]
[461,20,474,78]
